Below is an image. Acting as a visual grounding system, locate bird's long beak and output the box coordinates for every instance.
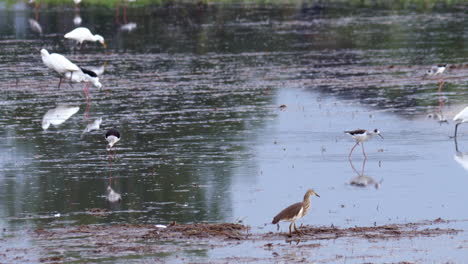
[315,193,320,197]
[103,42,107,49]
[378,134,384,139]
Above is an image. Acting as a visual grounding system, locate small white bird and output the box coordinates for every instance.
[120,22,137,32]
[64,27,107,48]
[345,129,383,159]
[41,49,81,88]
[453,107,468,138]
[28,18,42,35]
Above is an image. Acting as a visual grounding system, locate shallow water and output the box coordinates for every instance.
[1,1,468,262]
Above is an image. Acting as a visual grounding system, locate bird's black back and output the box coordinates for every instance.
[345,129,366,135]
[80,67,98,77]
[106,128,120,139]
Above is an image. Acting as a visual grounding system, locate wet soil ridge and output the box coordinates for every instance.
[32,218,459,242]
[25,219,463,263]
[144,222,249,240]
[264,218,460,241]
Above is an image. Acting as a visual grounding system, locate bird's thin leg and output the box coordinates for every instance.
[348,142,359,159]
[67,72,75,88]
[438,80,445,108]
[114,148,117,160]
[84,96,90,119]
[361,143,367,160]
[349,158,359,176]
[58,76,62,89]
[293,222,302,236]
[123,5,128,24]
[454,123,460,139]
[288,223,293,237]
[361,157,367,176]
[107,150,112,165]
[84,83,90,99]
[115,1,120,25]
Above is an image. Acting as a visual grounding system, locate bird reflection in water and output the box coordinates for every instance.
[424,65,448,124]
[106,185,122,203]
[115,1,137,32]
[348,154,380,189]
[28,19,42,35]
[42,105,80,130]
[82,117,102,135]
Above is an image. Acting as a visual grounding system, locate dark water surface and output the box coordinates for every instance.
[1,1,468,262]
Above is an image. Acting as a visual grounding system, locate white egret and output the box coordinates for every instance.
[64,27,107,48]
[41,49,81,88]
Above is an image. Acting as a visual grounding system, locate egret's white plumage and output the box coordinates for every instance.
[64,27,106,48]
[41,49,81,88]
[41,49,80,74]
[453,107,468,138]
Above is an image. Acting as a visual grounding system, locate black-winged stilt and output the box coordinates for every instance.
[345,129,383,159]
[106,128,121,160]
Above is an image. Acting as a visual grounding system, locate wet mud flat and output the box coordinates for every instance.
[4,218,463,263]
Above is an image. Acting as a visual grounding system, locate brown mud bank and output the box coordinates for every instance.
[23,218,465,263]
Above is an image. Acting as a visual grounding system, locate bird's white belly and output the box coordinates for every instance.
[353,134,370,142]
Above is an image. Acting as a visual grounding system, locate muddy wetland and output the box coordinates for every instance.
[1,0,468,263]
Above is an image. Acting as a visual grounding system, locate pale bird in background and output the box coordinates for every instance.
[28,18,42,35]
[65,27,107,48]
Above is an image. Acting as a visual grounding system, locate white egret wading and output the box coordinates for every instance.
[64,27,107,48]
[41,49,81,88]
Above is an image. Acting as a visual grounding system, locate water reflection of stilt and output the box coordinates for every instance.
[349,157,380,189]
[436,79,448,124]
[115,1,137,32]
[84,96,91,119]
